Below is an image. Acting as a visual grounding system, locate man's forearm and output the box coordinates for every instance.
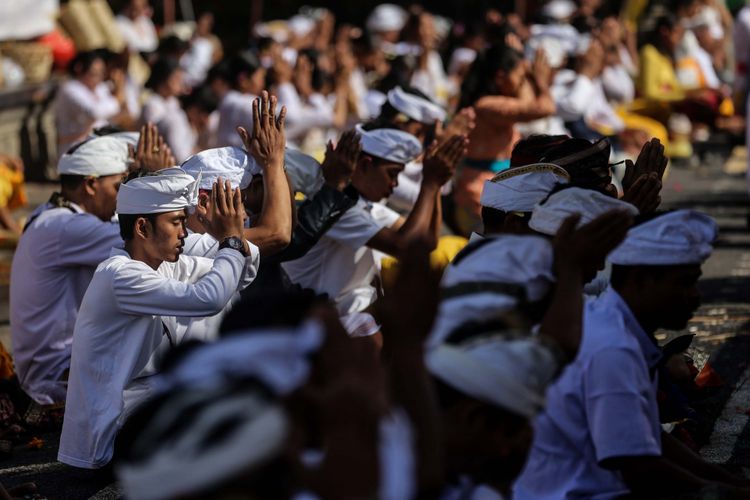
[538,267,584,360]
[397,181,440,248]
[252,162,293,251]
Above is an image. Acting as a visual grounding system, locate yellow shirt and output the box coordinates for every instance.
[637,45,685,102]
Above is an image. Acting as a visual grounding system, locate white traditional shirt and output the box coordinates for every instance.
[513,288,662,499]
[282,197,399,316]
[141,94,196,163]
[58,245,259,469]
[217,90,256,148]
[10,202,122,405]
[54,80,120,156]
[115,14,159,53]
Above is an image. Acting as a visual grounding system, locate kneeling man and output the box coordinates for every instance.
[58,167,259,469]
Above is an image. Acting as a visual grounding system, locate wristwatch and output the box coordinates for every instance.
[219,236,248,256]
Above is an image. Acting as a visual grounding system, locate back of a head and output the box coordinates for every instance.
[67,50,103,78]
[459,42,522,109]
[510,135,571,167]
[145,57,180,91]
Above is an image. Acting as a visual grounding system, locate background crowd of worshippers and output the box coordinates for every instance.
[3,0,750,499]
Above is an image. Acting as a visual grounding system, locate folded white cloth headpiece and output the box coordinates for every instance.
[154,320,324,396]
[181,147,259,190]
[366,3,408,33]
[106,131,140,148]
[529,186,639,235]
[117,385,288,500]
[609,210,718,266]
[357,125,423,164]
[387,86,446,124]
[58,136,131,177]
[426,333,561,419]
[429,234,555,346]
[542,0,577,20]
[117,167,201,215]
[480,163,570,213]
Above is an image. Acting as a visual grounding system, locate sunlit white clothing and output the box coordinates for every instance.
[115,14,158,53]
[54,80,120,156]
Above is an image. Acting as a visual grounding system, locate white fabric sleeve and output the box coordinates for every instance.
[555,75,596,122]
[112,249,257,317]
[182,232,220,258]
[64,83,120,122]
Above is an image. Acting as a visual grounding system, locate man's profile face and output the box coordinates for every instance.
[148,210,188,263]
[90,173,125,222]
[356,156,404,201]
[646,264,703,330]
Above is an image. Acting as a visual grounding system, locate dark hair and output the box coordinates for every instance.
[374,56,415,94]
[118,212,157,240]
[59,174,87,191]
[510,134,571,167]
[181,85,219,114]
[229,51,262,89]
[481,205,508,233]
[68,50,104,77]
[93,125,127,136]
[646,13,679,48]
[157,35,190,58]
[459,43,523,109]
[206,59,233,86]
[220,287,322,335]
[145,57,181,91]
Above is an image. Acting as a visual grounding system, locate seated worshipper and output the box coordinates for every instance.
[514,210,750,498]
[282,128,465,340]
[210,52,267,148]
[475,162,570,240]
[426,319,566,500]
[141,58,195,163]
[453,43,556,236]
[10,136,129,406]
[58,168,260,470]
[430,192,634,349]
[54,51,124,157]
[361,86,447,212]
[527,185,640,296]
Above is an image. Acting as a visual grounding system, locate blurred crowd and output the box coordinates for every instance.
[1,0,750,498]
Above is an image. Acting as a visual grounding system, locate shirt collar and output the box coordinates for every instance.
[602,287,663,370]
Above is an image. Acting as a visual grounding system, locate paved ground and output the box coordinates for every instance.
[0,150,747,498]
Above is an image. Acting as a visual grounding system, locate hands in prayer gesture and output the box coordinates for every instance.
[553,210,633,277]
[423,135,468,187]
[622,138,667,215]
[237,90,287,171]
[130,123,175,173]
[207,177,245,241]
[322,129,362,191]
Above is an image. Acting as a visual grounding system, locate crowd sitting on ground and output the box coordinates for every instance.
[2,0,750,498]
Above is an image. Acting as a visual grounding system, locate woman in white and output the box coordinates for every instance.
[54,51,124,158]
[141,58,195,163]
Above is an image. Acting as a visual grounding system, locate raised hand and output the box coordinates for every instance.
[622,137,668,193]
[133,123,175,172]
[322,129,361,191]
[437,106,476,141]
[553,210,633,278]
[422,135,467,186]
[531,48,552,90]
[208,177,245,241]
[237,90,286,171]
[622,172,662,214]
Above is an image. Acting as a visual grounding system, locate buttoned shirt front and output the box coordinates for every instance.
[513,287,662,500]
[58,245,259,469]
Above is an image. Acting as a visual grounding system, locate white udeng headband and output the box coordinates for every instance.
[116,168,201,215]
[386,86,446,124]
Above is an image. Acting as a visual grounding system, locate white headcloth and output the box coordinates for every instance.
[529,186,639,235]
[357,126,422,164]
[609,210,718,266]
[58,136,131,177]
[181,147,258,190]
[480,163,570,213]
[116,167,201,215]
[426,332,562,419]
[387,86,446,124]
[366,3,408,33]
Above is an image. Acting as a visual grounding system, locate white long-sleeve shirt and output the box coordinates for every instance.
[58,245,259,469]
[10,202,122,405]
